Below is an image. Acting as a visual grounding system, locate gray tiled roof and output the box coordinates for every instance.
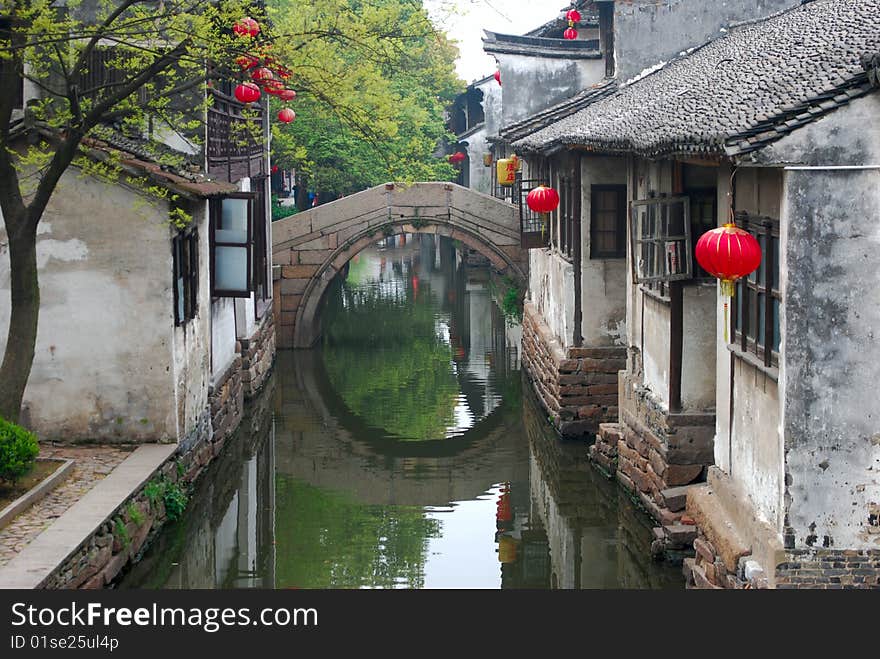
[498,79,617,144]
[514,0,880,158]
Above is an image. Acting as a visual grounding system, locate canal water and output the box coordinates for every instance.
[119,235,682,589]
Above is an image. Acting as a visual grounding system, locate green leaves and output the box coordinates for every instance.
[0,416,39,485]
[267,0,463,196]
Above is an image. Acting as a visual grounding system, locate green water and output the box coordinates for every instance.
[118,235,682,589]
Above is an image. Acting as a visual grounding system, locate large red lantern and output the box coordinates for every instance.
[233,17,260,38]
[695,222,762,340]
[565,9,581,23]
[447,151,466,164]
[563,27,578,40]
[277,108,295,123]
[278,89,297,102]
[234,82,260,104]
[526,185,560,214]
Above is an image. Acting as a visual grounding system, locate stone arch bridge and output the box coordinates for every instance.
[271,182,528,349]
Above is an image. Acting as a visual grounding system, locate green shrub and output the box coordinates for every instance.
[0,417,39,484]
[163,482,189,522]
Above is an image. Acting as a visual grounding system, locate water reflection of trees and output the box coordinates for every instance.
[274,478,440,589]
[322,275,460,441]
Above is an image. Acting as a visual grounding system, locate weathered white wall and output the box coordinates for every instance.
[482,77,503,141]
[614,0,802,83]
[211,298,238,380]
[730,359,783,531]
[681,283,716,410]
[463,126,493,195]
[781,167,880,550]
[529,248,574,347]
[171,203,211,442]
[580,156,628,347]
[0,172,178,441]
[641,296,670,408]
[497,52,605,127]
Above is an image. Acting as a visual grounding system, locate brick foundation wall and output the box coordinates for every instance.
[42,331,276,589]
[241,310,276,399]
[521,302,625,439]
[615,369,715,525]
[775,549,880,589]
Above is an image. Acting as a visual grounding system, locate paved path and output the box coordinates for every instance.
[0,444,175,588]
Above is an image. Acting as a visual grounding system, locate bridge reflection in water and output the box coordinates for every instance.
[118,236,681,589]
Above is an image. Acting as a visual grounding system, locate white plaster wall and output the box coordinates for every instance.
[211,298,238,381]
[463,127,492,195]
[641,296,670,409]
[0,172,177,441]
[529,249,574,347]
[681,283,717,410]
[170,202,211,441]
[580,156,628,347]
[730,360,783,531]
[498,53,605,127]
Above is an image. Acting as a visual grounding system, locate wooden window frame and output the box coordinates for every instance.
[630,196,693,286]
[731,214,781,369]
[172,227,199,326]
[251,176,271,318]
[210,193,254,298]
[590,184,627,259]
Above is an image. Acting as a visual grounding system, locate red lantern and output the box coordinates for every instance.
[251,67,274,83]
[496,484,512,523]
[234,82,260,104]
[695,222,762,341]
[447,151,466,164]
[563,27,578,40]
[526,185,560,214]
[233,17,260,38]
[277,108,295,123]
[565,9,581,23]
[263,79,284,94]
[278,89,297,102]
[494,69,501,85]
[235,54,259,70]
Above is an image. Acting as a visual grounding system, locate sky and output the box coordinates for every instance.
[424,0,567,84]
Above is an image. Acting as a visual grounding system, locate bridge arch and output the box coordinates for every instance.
[272,182,528,349]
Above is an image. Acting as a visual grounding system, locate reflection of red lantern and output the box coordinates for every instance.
[496,483,512,522]
[526,185,560,214]
[695,222,762,341]
[234,82,260,104]
[494,70,501,86]
[277,108,296,123]
[563,27,578,40]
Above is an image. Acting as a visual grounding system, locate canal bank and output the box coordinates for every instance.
[115,235,681,589]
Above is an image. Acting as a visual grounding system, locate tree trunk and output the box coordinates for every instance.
[296,172,310,212]
[0,221,39,423]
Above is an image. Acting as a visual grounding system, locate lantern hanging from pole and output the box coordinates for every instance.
[564,27,578,40]
[234,82,261,104]
[277,108,296,123]
[695,222,762,342]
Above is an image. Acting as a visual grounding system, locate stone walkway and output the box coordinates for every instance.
[0,445,132,568]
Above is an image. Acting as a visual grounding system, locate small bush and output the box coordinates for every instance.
[163,482,189,522]
[0,417,39,484]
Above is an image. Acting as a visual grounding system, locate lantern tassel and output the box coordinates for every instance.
[724,300,729,344]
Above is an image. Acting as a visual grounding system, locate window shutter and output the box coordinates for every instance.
[210,195,254,297]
